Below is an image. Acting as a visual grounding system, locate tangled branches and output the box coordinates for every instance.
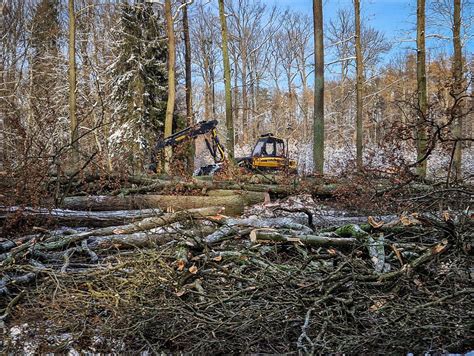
[1,204,472,354]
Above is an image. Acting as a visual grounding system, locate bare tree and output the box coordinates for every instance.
[191,4,219,121]
[354,0,363,171]
[68,0,79,168]
[452,0,463,179]
[313,0,324,174]
[182,0,194,171]
[218,0,234,158]
[416,0,428,179]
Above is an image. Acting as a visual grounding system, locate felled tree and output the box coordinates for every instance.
[110,1,168,168]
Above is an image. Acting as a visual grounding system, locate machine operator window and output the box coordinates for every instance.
[275,142,285,157]
[265,142,275,156]
[252,141,264,157]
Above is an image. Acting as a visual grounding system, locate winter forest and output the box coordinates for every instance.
[1,0,473,353]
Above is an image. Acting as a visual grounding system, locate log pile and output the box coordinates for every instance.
[1,191,472,353]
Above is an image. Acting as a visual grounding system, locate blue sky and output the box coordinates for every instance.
[267,0,473,58]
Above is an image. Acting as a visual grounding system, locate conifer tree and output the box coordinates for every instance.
[110,1,168,163]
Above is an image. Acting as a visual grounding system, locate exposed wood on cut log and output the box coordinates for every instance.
[62,193,266,216]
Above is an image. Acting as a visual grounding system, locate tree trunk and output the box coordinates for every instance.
[68,0,79,168]
[218,0,234,159]
[203,54,212,120]
[250,229,357,248]
[164,0,176,173]
[416,0,428,178]
[313,0,325,174]
[0,207,222,265]
[182,0,194,173]
[61,193,265,216]
[354,0,364,171]
[241,48,248,142]
[452,0,463,180]
[0,207,162,228]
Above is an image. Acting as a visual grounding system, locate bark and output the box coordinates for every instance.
[416,0,428,178]
[354,0,364,171]
[205,217,314,244]
[313,0,325,174]
[88,232,178,249]
[61,193,264,216]
[250,229,357,247]
[164,0,176,173]
[68,0,79,167]
[218,0,234,159]
[0,207,222,265]
[110,177,339,197]
[0,207,162,228]
[182,0,194,172]
[452,0,463,180]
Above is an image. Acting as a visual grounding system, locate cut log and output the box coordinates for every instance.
[0,207,222,265]
[0,206,162,228]
[62,193,266,216]
[249,229,357,247]
[204,217,314,244]
[87,232,178,249]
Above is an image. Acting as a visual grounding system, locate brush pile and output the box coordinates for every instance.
[1,187,472,354]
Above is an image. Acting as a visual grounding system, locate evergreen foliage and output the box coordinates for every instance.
[30,0,61,122]
[110,1,168,158]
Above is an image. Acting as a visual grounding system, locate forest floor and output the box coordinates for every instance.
[0,172,473,353]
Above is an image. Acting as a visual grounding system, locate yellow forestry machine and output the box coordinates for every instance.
[150,120,297,175]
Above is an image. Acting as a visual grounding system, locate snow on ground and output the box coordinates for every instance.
[192,131,473,180]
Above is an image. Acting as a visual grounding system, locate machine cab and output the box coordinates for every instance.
[251,134,286,158]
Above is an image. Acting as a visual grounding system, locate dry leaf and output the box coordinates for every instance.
[113,229,126,235]
[213,255,223,262]
[369,300,386,312]
[442,211,451,222]
[189,265,198,274]
[176,289,186,297]
[176,259,186,271]
[368,216,384,229]
[390,244,404,266]
[431,240,448,254]
[400,213,421,226]
[327,248,337,256]
[249,229,258,242]
[263,192,271,205]
[208,214,226,221]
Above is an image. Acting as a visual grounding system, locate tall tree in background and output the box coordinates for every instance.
[29,0,60,127]
[110,1,167,166]
[452,0,463,180]
[416,0,428,179]
[354,0,363,171]
[218,0,234,159]
[68,0,79,167]
[191,4,219,122]
[164,0,175,172]
[182,0,194,171]
[313,0,324,174]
